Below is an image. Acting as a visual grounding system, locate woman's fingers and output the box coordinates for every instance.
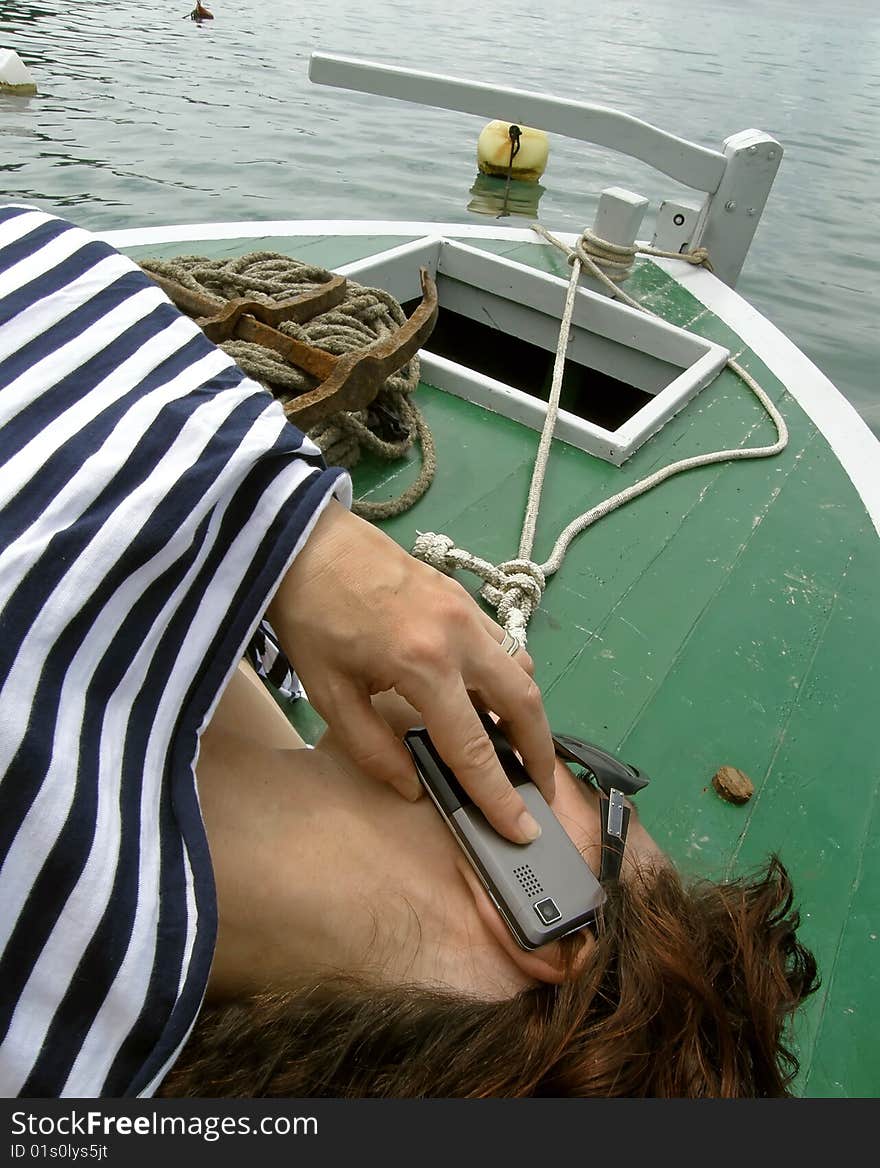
[474,610,538,683]
[397,592,555,838]
[413,677,545,844]
[470,634,556,805]
[309,678,423,802]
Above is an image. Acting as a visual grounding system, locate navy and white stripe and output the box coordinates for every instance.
[246,620,303,699]
[0,206,350,1096]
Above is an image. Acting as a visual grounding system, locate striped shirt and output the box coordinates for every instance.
[0,206,351,1097]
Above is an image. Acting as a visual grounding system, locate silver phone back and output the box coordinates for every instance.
[404,725,605,950]
[451,785,605,949]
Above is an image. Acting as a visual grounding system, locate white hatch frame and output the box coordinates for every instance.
[335,235,729,466]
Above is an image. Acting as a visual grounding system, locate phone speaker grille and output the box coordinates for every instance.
[513,864,544,897]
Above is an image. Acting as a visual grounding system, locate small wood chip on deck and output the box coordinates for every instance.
[711,765,755,805]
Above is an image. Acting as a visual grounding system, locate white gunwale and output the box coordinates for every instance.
[101,219,880,531]
[653,254,880,536]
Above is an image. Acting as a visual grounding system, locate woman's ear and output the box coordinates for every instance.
[458,860,595,985]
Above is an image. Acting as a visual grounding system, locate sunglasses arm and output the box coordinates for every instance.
[598,788,630,883]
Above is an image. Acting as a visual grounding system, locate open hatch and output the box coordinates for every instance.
[338,236,729,465]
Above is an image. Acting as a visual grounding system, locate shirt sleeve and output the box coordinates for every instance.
[0,205,351,1097]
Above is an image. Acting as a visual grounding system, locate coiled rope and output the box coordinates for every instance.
[140,251,435,521]
[412,227,788,648]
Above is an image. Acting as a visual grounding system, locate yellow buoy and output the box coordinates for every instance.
[477,121,549,182]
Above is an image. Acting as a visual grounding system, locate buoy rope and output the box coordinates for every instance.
[140,251,435,521]
[497,125,523,220]
[412,227,788,648]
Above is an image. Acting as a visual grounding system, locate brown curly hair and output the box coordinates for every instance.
[159,855,818,1098]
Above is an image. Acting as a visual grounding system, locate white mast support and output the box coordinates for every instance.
[309,53,783,287]
[693,130,783,286]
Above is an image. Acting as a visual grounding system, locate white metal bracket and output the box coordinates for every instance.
[652,198,703,256]
[693,130,783,286]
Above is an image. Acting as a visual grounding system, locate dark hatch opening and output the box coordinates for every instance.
[404,301,654,431]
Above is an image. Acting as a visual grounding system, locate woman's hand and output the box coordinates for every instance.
[267,500,556,844]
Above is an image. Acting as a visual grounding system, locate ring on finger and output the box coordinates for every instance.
[500,629,523,656]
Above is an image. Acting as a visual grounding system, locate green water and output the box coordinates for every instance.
[1,0,878,435]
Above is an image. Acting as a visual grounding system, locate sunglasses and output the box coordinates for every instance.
[551,733,651,883]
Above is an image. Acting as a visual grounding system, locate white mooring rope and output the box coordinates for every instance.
[412,226,789,648]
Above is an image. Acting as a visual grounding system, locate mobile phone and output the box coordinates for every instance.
[403,717,605,950]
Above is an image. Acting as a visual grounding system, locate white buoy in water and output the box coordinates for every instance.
[0,49,37,95]
[477,121,548,182]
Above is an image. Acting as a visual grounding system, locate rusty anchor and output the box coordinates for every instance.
[141,265,438,431]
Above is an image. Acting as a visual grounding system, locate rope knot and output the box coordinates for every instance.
[685,246,714,272]
[480,559,546,642]
[411,537,546,646]
[412,531,457,573]
[575,229,637,283]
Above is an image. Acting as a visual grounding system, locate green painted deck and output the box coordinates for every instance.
[126,232,880,1097]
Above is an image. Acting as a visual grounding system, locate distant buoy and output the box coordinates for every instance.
[477,121,548,182]
[0,49,37,96]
